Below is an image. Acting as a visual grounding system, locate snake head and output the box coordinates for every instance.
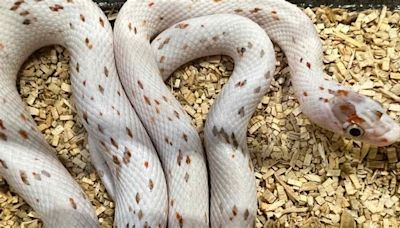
[329,88,400,146]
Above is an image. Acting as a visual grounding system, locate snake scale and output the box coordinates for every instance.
[0,0,399,227]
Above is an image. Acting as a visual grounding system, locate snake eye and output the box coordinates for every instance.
[346,124,364,138]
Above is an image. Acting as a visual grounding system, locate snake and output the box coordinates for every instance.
[1,0,399,227]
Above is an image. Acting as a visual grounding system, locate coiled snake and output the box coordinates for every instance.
[0,0,399,227]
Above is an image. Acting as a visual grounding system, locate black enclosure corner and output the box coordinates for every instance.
[93,0,400,11]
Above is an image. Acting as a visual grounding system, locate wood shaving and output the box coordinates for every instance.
[1,6,400,228]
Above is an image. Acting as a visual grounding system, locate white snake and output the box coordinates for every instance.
[1,0,400,227]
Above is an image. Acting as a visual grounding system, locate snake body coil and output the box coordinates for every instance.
[1,0,399,227]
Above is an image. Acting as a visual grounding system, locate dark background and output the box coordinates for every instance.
[94,0,400,11]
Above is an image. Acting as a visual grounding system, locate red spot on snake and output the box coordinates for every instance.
[319,86,324,90]
[123,148,131,164]
[144,161,149,168]
[165,136,173,145]
[82,112,88,124]
[158,37,170,49]
[10,1,23,11]
[149,179,154,190]
[375,111,383,119]
[340,104,352,112]
[170,199,175,207]
[0,120,5,130]
[184,173,189,182]
[137,80,144,89]
[176,23,189,29]
[128,22,132,31]
[271,10,280,20]
[160,56,166,63]
[20,11,29,16]
[110,138,118,149]
[135,192,141,204]
[82,80,86,86]
[103,66,109,77]
[85,37,93,49]
[22,19,31,25]
[306,62,311,69]
[254,86,261,93]
[19,130,29,139]
[98,124,104,134]
[300,58,303,63]
[337,90,349,96]
[144,96,151,105]
[154,99,160,105]
[177,150,183,166]
[0,160,8,169]
[41,170,51,177]
[138,210,144,220]
[126,127,133,138]
[235,80,247,88]
[32,172,41,181]
[49,4,63,12]
[186,156,191,164]
[250,8,262,13]
[319,97,329,103]
[162,96,168,102]
[303,91,308,96]
[232,206,238,216]
[238,107,245,117]
[212,126,218,136]
[76,62,80,72]
[148,2,154,7]
[260,49,265,58]
[244,209,250,220]
[0,132,7,141]
[174,110,180,119]
[237,47,246,57]
[176,212,183,227]
[182,133,188,142]
[231,133,239,149]
[20,114,28,122]
[80,14,85,22]
[112,155,121,166]
[348,114,365,124]
[99,17,105,27]
[69,198,77,209]
[20,170,29,185]
[234,8,243,13]
[98,85,104,94]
